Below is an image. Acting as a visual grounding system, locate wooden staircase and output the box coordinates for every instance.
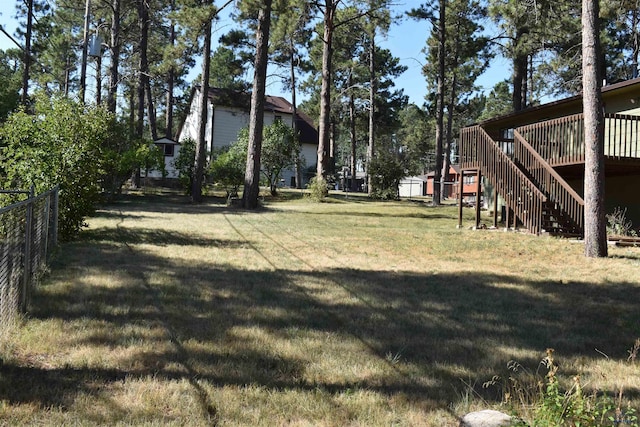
[459,124,584,236]
[460,112,640,235]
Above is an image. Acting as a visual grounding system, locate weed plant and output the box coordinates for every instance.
[607,207,638,237]
[486,348,638,426]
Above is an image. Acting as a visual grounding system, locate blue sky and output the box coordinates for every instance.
[0,2,509,107]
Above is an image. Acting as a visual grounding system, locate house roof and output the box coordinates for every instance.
[154,137,180,145]
[478,76,640,130]
[178,86,318,145]
[425,164,471,178]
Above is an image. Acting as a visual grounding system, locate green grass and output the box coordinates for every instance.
[1,189,639,426]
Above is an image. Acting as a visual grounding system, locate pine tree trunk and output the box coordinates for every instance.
[166,7,176,138]
[432,0,446,206]
[582,0,607,257]
[290,44,302,189]
[349,72,358,192]
[192,16,212,202]
[242,0,272,209]
[367,33,375,196]
[442,73,457,199]
[512,47,527,111]
[107,0,120,114]
[317,1,336,180]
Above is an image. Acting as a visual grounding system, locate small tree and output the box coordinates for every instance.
[0,95,117,240]
[172,137,198,194]
[209,146,245,198]
[101,137,164,198]
[261,121,298,195]
[235,121,299,196]
[368,150,404,200]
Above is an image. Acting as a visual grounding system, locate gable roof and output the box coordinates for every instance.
[176,86,318,145]
[204,87,295,114]
[478,77,640,131]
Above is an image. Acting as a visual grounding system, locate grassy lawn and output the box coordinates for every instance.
[1,189,639,426]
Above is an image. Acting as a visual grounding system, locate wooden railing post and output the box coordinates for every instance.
[457,170,464,229]
[475,169,482,228]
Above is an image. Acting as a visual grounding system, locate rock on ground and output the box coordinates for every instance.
[459,409,512,427]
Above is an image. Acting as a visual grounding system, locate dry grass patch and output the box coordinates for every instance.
[0,190,638,425]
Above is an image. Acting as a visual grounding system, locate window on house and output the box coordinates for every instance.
[274,115,282,122]
[163,144,174,157]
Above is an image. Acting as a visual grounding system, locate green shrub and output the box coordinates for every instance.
[209,146,245,198]
[306,176,329,201]
[172,138,198,194]
[0,95,119,240]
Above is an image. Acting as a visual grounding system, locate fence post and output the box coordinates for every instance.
[52,186,59,246]
[21,185,35,312]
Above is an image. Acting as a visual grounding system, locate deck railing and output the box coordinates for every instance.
[604,113,640,158]
[516,113,585,166]
[516,113,640,165]
[460,126,547,234]
[513,130,584,232]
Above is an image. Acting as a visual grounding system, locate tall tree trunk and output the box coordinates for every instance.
[95,55,102,105]
[21,0,33,105]
[79,0,89,104]
[192,15,212,202]
[317,1,336,179]
[166,66,175,138]
[290,42,302,188]
[632,5,639,78]
[442,23,461,200]
[137,0,157,140]
[432,0,446,206]
[349,71,358,192]
[582,0,607,257]
[166,0,176,138]
[367,32,376,196]
[442,73,457,199]
[107,0,120,114]
[242,0,273,209]
[145,82,158,140]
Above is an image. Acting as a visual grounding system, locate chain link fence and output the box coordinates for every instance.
[0,186,59,327]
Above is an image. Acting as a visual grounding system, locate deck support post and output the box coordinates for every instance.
[457,169,464,228]
[474,169,482,228]
[505,205,511,230]
[493,187,498,228]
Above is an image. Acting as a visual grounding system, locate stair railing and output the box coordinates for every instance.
[513,130,585,232]
[460,126,547,234]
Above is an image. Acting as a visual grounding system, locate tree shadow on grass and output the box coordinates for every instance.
[80,227,248,248]
[5,210,640,420]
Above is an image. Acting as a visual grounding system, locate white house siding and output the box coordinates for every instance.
[170,88,318,188]
[211,108,249,150]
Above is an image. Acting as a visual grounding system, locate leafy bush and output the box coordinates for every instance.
[0,95,118,240]
[369,153,403,200]
[306,176,329,201]
[209,145,245,198]
[101,136,164,198]
[233,121,299,196]
[172,137,198,194]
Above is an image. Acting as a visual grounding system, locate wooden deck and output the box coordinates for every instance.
[459,113,640,235]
